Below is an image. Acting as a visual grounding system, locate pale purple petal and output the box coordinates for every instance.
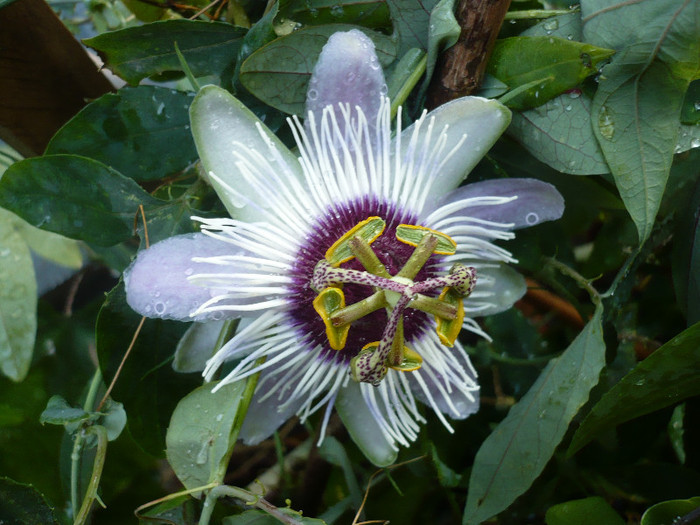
[397,97,511,211]
[335,382,398,466]
[409,347,479,419]
[434,178,565,229]
[469,263,527,317]
[124,233,237,322]
[238,370,306,445]
[305,29,387,140]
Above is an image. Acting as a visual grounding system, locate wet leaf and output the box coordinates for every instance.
[166,381,245,490]
[463,305,605,525]
[583,0,700,243]
[0,478,59,525]
[240,24,396,114]
[641,497,700,525]
[85,20,246,85]
[671,176,700,325]
[488,36,614,110]
[680,80,700,125]
[279,0,390,29]
[101,398,127,441]
[39,395,91,426]
[668,404,686,464]
[0,155,161,246]
[0,209,37,382]
[545,496,625,525]
[47,86,198,182]
[509,91,609,175]
[569,320,700,455]
[386,0,438,54]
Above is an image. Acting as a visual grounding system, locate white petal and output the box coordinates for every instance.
[189,85,303,221]
[395,97,511,213]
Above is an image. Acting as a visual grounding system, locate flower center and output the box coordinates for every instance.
[308,216,476,386]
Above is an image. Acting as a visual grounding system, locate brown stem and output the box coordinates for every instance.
[426,0,511,109]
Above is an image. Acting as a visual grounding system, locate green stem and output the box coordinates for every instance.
[388,49,427,119]
[200,485,305,525]
[544,257,601,305]
[396,234,438,280]
[73,426,108,525]
[504,9,574,20]
[71,368,103,517]
[497,75,553,107]
[330,291,387,326]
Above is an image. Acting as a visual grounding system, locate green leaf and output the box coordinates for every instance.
[39,395,90,425]
[173,320,229,373]
[46,86,198,182]
[489,36,614,110]
[421,0,459,92]
[240,24,396,115]
[641,497,700,525]
[0,155,161,246]
[668,404,686,464]
[166,381,245,490]
[583,0,700,243]
[84,20,246,85]
[14,220,82,270]
[671,174,700,325]
[0,209,37,382]
[279,0,390,29]
[0,478,59,525]
[386,0,438,55]
[545,497,626,525]
[509,91,609,175]
[101,398,127,441]
[318,436,363,509]
[681,80,700,124]
[96,282,200,456]
[569,320,700,455]
[463,305,605,525]
[223,509,326,525]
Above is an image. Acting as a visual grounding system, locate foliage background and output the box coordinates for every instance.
[0,0,699,523]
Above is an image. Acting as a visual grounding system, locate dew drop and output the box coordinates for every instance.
[525,212,539,225]
[185,268,194,276]
[196,442,209,464]
[215,413,223,422]
[694,101,700,111]
[154,301,166,315]
[543,19,558,31]
[307,89,318,101]
[564,105,572,111]
[568,90,581,99]
[691,138,700,149]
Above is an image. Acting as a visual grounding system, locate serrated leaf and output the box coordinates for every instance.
[489,36,614,110]
[46,86,198,182]
[85,20,246,85]
[583,0,700,243]
[509,91,609,175]
[240,24,396,115]
[641,497,700,525]
[463,305,605,525]
[39,395,90,426]
[0,155,161,246]
[166,381,245,490]
[0,209,37,382]
[0,478,59,525]
[96,282,200,456]
[568,320,700,455]
[545,497,625,525]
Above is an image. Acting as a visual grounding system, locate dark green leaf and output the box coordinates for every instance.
[545,497,625,525]
[569,320,700,455]
[101,398,127,441]
[463,305,605,525]
[318,436,363,509]
[681,80,700,125]
[39,395,90,426]
[84,20,246,85]
[641,497,700,525]
[671,175,700,325]
[138,494,197,525]
[668,404,686,464]
[0,155,160,246]
[0,478,59,525]
[489,36,614,110]
[166,380,245,490]
[279,0,390,29]
[240,24,396,114]
[386,0,438,54]
[509,91,609,175]
[583,0,700,243]
[223,509,326,524]
[0,209,37,382]
[96,282,200,456]
[420,0,459,94]
[46,86,198,182]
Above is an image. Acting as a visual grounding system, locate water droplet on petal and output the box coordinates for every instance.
[525,212,539,225]
[307,89,318,101]
[154,301,166,315]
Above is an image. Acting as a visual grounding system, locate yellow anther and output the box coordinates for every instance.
[325,216,385,266]
[434,287,465,347]
[312,287,351,350]
[395,224,457,255]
